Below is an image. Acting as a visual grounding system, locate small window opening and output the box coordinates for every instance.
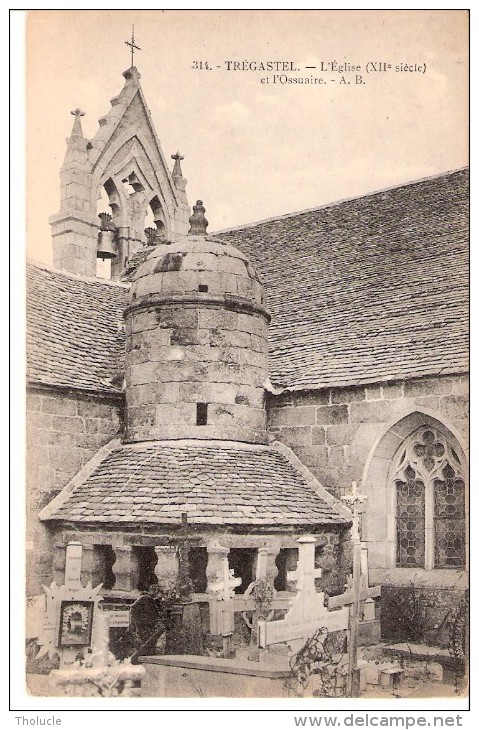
[228,548,257,594]
[134,546,159,592]
[96,545,116,590]
[198,284,208,292]
[189,547,208,592]
[274,548,297,591]
[196,402,208,425]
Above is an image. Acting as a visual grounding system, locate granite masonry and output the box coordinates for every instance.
[26,64,468,655]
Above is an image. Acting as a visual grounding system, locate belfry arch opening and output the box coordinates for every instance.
[144,196,167,246]
[96,179,121,279]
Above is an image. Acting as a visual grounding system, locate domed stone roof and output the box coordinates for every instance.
[130,201,264,307]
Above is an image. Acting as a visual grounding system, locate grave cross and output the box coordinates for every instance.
[340,482,381,697]
[287,536,322,590]
[209,559,242,603]
[258,537,349,655]
[208,553,242,641]
[327,547,381,611]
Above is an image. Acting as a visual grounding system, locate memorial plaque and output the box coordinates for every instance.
[108,610,130,628]
[58,600,94,647]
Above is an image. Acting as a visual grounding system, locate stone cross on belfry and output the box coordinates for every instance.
[69,109,85,139]
[125,25,141,67]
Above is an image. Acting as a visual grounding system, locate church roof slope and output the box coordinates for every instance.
[216,168,469,390]
[39,440,350,526]
[27,169,468,394]
[26,262,128,395]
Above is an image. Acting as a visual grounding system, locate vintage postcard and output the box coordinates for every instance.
[18,8,469,719]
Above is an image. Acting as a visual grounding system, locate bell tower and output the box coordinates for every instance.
[49,66,190,279]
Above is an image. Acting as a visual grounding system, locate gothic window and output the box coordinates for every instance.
[393,427,466,570]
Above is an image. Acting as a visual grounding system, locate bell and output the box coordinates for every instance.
[97,229,118,260]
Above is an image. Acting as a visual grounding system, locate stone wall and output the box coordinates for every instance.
[268,374,468,499]
[268,373,468,594]
[26,388,122,594]
[125,304,269,444]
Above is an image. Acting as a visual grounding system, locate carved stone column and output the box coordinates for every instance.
[112,546,140,591]
[81,544,103,588]
[154,545,179,586]
[255,541,280,584]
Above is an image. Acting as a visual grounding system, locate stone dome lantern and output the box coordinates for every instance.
[124,201,270,444]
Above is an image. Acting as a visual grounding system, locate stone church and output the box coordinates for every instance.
[26,65,468,650]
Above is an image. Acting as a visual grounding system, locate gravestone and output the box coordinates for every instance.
[258,537,349,655]
[36,542,104,668]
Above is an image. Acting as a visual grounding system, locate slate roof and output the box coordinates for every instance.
[27,169,468,393]
[39,440,349,526]
[216,169,469,390]
[26,262,128,395]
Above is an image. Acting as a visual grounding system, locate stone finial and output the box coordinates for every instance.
[171,151,185,178]
[69,108,85,138]
[188,200,208,235]
[122,66,141,84]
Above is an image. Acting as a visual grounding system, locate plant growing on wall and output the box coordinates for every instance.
[447,592,468,693]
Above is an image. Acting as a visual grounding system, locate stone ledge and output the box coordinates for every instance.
[140,654,290,678]
[370,568,468,590]
[383,643,458,670]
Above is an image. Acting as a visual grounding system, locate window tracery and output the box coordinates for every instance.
[392,427,466,569]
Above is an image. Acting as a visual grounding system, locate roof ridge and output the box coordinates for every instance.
[27,259,130,289]
[212,167,469,234]
[120,438,270,451]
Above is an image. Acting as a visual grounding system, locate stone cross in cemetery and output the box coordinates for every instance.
[258,536,349,656]
[207,542,242,642]
[37,541,105,668]
[340,481,380,696]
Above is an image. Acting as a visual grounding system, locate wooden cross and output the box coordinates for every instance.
[340,483,380,697]
[125,25,141,67]
[327,549,381,611]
